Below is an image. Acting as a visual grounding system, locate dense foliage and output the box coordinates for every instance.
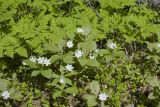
[0,0,160,106]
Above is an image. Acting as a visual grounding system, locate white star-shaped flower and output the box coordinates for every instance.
[108,42,117,49]
[29,56,36,62]
[76,28,84,33]
[36,57,51,66]
[99,93,108,101]
[60,78,65,84]
[1,91,10,100]
[36,57,45,64]
[65,64,74,71]
[67,40,74,48]
[89,54,94,59]
[157,43,160,48]
[75,50,83,58]
[43,58,51,66]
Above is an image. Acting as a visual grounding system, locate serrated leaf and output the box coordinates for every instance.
[146,42,156,52]
[4,47,14,58]
[84,94,98,107]
[15,47,28,57]
[44,43,60,53]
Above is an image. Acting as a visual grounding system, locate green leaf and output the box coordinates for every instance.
[44,43,60,53]
[65,71,78,77]
[64,86,78,94]
[98,49,110,56]
[148,92,155,100]
[59,83,66,91]
[52,73,60,78]
[87,59,99,67]
[31,70,40,77]
[0,79,10,91]
[50,79,59,86]
[146,42,157,52]
[40,69,52,79]
[12,73,17,80]
[20,102,28,107]
[65,78,72,85]
[82,40,97,56]
[105,55,114,62]
[114,51,126,58]
[52,91,62,99]
[24,59,38,68]
[4,47,14,58]
[100,102,105,107]
[62,52,74,63]
[51,55,60,63]
[78,58,87,66]
[58,39,65,52]
[11,91,23,101]
[84,94,98,107]
[146,76,160,87]
[89,81,100,96]
[15,47,28,57]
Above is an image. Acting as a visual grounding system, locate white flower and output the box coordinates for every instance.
[99,93,108,101]
[60,78,65,84]
[75,50,83,58]
[1,91,10,99]
[37,57,51,66]
[67,40,74,48]
[157,43,160,48]
[108,42,117,49]
[43,58,51,66]
[29,56,36,62]
[89,54,94,59]
[36,57,45,64]
[65,64,74,71]
[76,28,84,33]
[76,26,91,35]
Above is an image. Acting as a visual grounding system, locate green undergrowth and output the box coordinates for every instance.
[0,0,160,106]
